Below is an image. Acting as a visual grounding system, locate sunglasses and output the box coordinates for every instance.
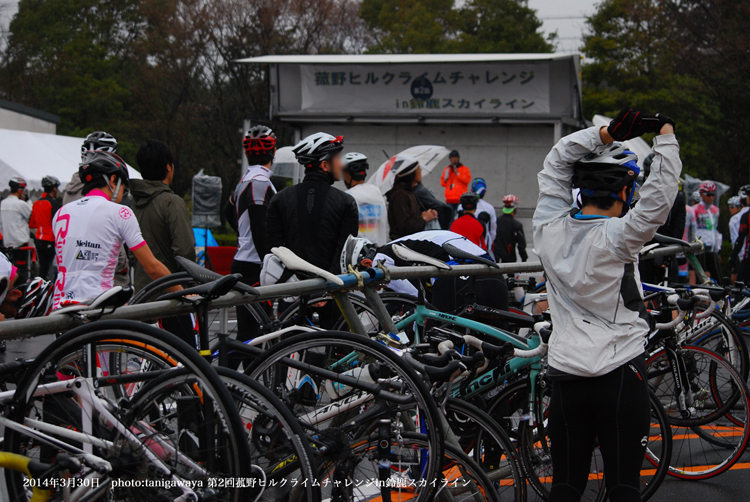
[704,193,716,197]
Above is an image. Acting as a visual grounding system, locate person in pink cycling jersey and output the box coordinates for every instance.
[53,151,176,309]
[691,181,722,283]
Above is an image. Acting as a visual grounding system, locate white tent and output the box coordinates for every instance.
[0,128,141,192]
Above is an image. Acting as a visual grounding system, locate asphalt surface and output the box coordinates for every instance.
[1,333,749,501]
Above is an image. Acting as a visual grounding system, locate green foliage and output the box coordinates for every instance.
[360,0,553,54]
[580,0,722,181]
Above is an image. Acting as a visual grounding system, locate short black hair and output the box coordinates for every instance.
[396,171,417,185]
[82,177,109,196]
[44,186,56,194]
[580,185,631,211]
[137,140,173,181]
[246,151,274,166]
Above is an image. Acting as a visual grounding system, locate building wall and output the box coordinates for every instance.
[300,122,555,247]
[0,108,57,134]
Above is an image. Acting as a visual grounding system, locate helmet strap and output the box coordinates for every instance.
[103,175,122,202]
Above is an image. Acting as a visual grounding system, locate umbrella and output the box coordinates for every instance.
[683,174,731,200]
[367,145,450,194]
[270,146,304,185]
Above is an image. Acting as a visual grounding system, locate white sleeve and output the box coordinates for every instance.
[533,127,608,239]
[117,206,146,250]
[604,134,682,262]
[731,216,740,244]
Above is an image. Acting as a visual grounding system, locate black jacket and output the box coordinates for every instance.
[495,213,528,263]
[266,171,359,273]
[412,183,452,230]
[386,182,426,240]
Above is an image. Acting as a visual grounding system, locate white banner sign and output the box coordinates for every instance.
[300,63,549,115]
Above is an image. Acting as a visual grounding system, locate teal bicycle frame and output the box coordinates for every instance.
[393,303,547,424]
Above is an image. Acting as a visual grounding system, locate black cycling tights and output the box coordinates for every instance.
[548,357,650,502]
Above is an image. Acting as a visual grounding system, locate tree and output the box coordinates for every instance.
[360,0,553,54]
[581,0,722,182]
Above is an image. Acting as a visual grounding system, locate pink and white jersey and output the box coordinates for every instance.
[53,190,145,309]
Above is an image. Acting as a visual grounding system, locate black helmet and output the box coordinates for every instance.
[642,152,655,180]
[460,191,480,212]
[81,131,118,155]
[739,185,750,200]
[343,152,369,180]
[79,151,130,188]
[8,176,27,192]
[572,144,640,204]
[293,132,344,169]
[41,176,61,189]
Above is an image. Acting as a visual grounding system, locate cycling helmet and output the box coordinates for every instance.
[79,150,130,188]
[728,196,741,208]
[41,175,61,189]
[390,155,420,178]
[8,177,27,192]
[572,144,639,206]
[740,185,750,200]
[81,131,118,155]
[502,194,519,214]
[17,278,53,319]
[470,178,487,198]
[243,125,276,156]
[343,153,369,180]
[698,181,716,195]
[340,235,377,274]
[459,192,480,212]
[293,132,344,169]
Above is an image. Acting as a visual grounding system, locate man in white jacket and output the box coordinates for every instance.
[343,153,388,246]
[533,107,679,502]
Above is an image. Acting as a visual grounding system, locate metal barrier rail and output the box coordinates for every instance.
[0,241,703,340]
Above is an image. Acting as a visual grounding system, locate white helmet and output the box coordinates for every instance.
[340,235,377,274]
[293,132,344,168]
[344,152,368,165]
[390,155,420,178]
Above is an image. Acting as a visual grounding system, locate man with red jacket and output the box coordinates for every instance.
[29,176,61,281]
[440,150,471,218]
[450,192,487,249]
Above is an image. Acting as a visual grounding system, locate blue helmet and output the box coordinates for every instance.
[470,178,487,198]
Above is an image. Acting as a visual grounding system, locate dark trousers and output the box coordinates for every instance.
[548,357,650,502]
[230,260,265,370]
[697,251,722,284]
[36,240,56,281]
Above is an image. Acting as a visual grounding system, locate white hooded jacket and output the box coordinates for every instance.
[533,126,682,377]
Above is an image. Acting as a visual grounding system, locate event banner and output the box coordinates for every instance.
[299,63,550,115]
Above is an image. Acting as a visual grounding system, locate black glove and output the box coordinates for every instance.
[655,113,676,133]
[607,107,661,141]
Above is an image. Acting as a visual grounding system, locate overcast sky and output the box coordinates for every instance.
[528,0,600,54]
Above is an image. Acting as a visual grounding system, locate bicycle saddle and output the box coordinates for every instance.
[441,242,499,269]
[271,247,345,286]
[158,273,242,301]
[176,256,258,295]
[391,244,451,270]
[50,286,133,316]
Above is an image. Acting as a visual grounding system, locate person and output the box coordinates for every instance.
[495,194,528,263]
[0,251,23,321]
[463,178,497,249]
[369,230,508,314]
[450,192,487,249]
[224,126,277,359]
[412,178,452,230]
[678,183,697,283]
[342,152,388,246]
[1,177,33,279]
[533,106,679,502]
[730,187,750,283]
[385,157,438,240]
[266,132,359,273]
[29,176,61,281]
[66,131,131,288]
[728,196,741,219]
[130,140,195,293]
[53,151,177,309]
[638,153,686,284]
[731,186,750,283]
[691,181,722,282]
[440,150,471,217]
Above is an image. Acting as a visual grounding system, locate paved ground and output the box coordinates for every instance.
[1,334,749,501]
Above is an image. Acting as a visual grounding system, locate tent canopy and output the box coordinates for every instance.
[0,128,141,192]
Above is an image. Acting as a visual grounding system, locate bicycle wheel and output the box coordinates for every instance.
[687,310,749,380]
[244,331,445,502]
[518,386,671,502]
[4,320,253,502]
[331,432,501,502]
[647,344,750,479]
[444,397,526,502]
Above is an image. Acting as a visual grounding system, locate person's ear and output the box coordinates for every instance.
[619,185,629,201]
